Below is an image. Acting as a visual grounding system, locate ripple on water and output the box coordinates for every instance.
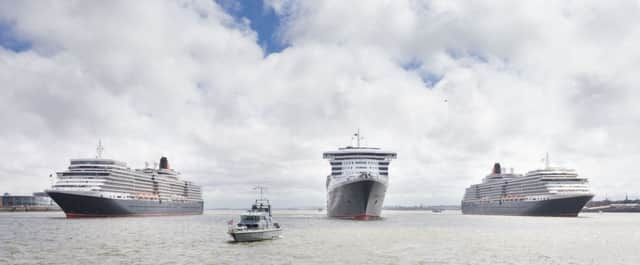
[1,211,640,265]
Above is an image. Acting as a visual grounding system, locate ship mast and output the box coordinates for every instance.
[353,129,364,148]
[96,140,104,159]
[544,152,550,169]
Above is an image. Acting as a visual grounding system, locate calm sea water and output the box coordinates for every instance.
[1,210,639,265]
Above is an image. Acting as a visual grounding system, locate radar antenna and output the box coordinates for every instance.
[49,173,54,187]
[352,129,364,147]
[254,185,267,200]
[96,140,104,159]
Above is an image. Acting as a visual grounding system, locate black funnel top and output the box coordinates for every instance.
[159,157,170,169]
[493,163,501,174]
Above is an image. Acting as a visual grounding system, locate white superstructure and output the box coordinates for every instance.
[323,147,396,191]
[51,159,202,202]
[49,143,202,202]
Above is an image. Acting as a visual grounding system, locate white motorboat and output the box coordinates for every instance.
[228,187,282,242]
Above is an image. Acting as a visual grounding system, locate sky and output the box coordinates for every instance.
[1,0,640,208]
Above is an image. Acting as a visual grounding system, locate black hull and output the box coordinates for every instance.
[47,191,203,218]
[327,180,386,219]
[461,195,593,217]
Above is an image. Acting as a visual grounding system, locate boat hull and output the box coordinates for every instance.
[327,179,387,219]
[46,191,203,218]
[229,229,282,242]
[461,194,594,217]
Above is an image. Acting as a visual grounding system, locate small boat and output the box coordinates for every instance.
[432,208,443,213]
[228,187,282,242]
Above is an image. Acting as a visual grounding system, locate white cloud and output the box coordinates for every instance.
[265,0,640,202]
[1,0,640,207]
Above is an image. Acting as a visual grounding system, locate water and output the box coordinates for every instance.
[1,210,639,265]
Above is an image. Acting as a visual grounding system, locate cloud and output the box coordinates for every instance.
[265,0,640,201]
[1,0,640,207]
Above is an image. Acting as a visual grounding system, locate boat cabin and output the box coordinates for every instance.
[239,212,269,229]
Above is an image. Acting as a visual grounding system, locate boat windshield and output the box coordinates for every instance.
[240,215,265,222]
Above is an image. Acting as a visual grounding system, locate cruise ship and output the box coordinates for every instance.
[323,132,397,219]
[46,142,203,218]
[461,155,593,217]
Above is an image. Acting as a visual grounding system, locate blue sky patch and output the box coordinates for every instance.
[420,72,443,88]
[0,20,31,52]
[445,47,489,63]
[401,58,443,88]
[216,0,287,55]
[401,58,423,71]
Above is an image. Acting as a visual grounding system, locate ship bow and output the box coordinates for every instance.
[327,179,387,219]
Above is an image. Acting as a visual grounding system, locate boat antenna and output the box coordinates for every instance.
[254,185,267,200]
[96,140,104,159]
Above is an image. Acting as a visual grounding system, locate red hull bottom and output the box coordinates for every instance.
[333,214,380,220]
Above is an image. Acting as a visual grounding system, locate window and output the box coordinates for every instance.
[71,161,115,165]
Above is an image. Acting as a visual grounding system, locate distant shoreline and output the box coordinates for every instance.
[583,199,640,213]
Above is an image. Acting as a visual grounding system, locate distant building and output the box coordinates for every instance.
[1,192,59,209]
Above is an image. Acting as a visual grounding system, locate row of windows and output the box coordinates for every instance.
[333,157,385,161]
[331,171,390,176]
[336,161,382,165]
[465,183,590,200]
[70,161,116,165]
[330,153,395,157]
[55,171,202,199]
[62,172,109,176]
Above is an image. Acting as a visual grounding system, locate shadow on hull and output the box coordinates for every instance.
[327,180,386,220]
[47,191,203,218]
[461,194,594,217]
